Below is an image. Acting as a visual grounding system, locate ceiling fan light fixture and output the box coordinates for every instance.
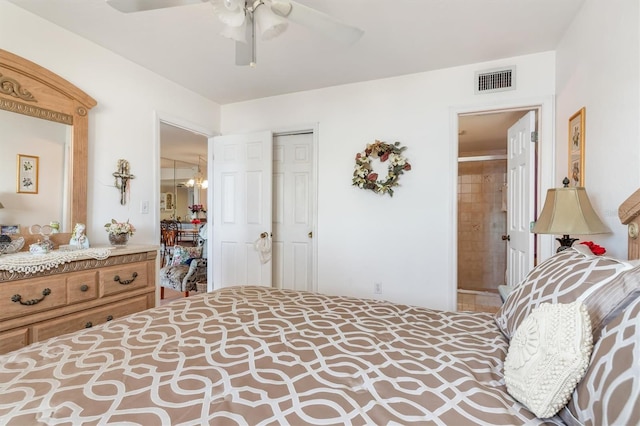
[253,3,288,40]
[107,0,364,66]
[184,155,208,188]
[220,18,247,42]
[210,0,245,26]
[269,0,292,17]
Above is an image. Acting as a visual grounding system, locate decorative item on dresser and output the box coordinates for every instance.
[69,222,90,249]
[0,245,157,355]
[104,218,136,247]
[0,236,24,256]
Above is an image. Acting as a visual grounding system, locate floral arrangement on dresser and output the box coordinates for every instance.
[104,219,136,236]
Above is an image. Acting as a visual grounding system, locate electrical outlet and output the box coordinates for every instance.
[374,282,382,294]
[140,200,149,214]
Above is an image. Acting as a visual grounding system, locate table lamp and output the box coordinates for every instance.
[532,177,610,252]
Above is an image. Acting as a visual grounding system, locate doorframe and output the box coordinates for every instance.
[272,122,320,293]
[449,97,556,309]
[154,111,216,305]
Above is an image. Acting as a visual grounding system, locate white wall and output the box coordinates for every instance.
[555,0,640,260]
[222,52,556,310]
[0,2,221,245]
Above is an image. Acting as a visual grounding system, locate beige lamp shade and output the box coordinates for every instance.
[532,186,610,236]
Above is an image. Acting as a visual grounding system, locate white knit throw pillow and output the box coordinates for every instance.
[504,301,593,418]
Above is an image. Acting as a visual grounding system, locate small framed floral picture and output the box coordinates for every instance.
[568,107,585,187]
[16,154,39,194]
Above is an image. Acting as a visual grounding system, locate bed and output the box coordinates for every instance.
[1,202,640,425]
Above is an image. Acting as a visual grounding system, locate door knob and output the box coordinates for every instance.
[501,235,510,241]
[308,231,313,238]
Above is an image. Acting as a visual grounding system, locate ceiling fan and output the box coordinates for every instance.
[106,0,364,66]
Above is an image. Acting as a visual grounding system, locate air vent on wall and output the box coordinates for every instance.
[475,66,516,94]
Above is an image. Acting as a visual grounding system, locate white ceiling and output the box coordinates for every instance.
[9,0,584,105]
[458,110,529,155]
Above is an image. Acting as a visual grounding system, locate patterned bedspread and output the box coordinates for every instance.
[0,286,559,425]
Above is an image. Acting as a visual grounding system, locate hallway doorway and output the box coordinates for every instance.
[159,120,210,299]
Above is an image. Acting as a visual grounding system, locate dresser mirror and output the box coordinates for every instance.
[0,109,69,231]
[0,49,96,248]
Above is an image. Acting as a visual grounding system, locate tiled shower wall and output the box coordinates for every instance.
[457,159,507,293]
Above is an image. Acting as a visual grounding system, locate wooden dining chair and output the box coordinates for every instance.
[160,220,179,267]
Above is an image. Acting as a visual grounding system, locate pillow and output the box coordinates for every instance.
[495,247,634,340]
[559,294,640,426]
[504,301,593,419]
[170,245,203,266]
[583,263,640,340]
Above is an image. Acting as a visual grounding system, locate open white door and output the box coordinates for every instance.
[506,111,536,286]
[212,131,273,288]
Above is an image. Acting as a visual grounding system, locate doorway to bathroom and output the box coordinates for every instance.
[456,108,538,312]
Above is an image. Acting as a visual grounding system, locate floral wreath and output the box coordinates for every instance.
[352,140,411,197]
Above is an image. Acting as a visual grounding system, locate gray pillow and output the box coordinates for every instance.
[495,246,635,340]
[559,295,640,426]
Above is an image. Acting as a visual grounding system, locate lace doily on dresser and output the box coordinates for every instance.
[0,248,113,274]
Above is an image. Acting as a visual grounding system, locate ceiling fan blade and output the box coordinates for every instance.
[272,1,363,44]
[106,0,206,13]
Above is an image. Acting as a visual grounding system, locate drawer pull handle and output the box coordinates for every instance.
[113,272,138,285]
[85,322,93,328]
[80,284,89,292]
[11,288,52,306]
[106,315,114,321]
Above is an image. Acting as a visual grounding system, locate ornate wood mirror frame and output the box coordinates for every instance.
[0,49,96,247]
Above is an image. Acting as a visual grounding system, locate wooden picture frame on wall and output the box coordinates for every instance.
[16,154,39,194]
[568,107,585,187]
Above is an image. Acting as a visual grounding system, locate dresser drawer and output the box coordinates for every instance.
[67,270,99,304]
[32,295,149,342]
[99,262,150,297]
[0,327,30,354]
[0,276,67,321]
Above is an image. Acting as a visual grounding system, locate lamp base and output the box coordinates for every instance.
[556,235,579,253]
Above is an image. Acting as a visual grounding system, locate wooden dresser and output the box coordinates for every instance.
[0,245,157,354]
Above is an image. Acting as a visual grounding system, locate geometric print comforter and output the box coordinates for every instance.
[0,286,561,425]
